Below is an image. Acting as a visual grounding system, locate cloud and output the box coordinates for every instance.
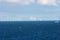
[4,0,35,5]
[19,0,35,5]
[37,0,57,6]
[0,13,22,21]
[29,16,37,20]
[37,0,48,5]
[0,0,58,6]
[5,0,20,3]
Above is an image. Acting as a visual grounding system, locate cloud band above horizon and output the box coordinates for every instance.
[0,0,59,6]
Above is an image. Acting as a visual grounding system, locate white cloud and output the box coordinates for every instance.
[29,0,35,3]
[0,0,58,6]
[29,16,37,20]
[19,0,31,5]
[4,0,35,5]
[0,13,22,21]
[19,0,35,5]
[37,0,48,5]
[37,0,57,6]
[48,0,57,6]
[5,0,20,3]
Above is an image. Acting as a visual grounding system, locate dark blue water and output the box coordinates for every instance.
[0,21,60,40]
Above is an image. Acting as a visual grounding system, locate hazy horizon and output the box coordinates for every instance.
[0,0,60,21]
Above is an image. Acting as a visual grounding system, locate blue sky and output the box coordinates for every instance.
[0,0,60,21]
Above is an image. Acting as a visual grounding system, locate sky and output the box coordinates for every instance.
[0,0,60,21]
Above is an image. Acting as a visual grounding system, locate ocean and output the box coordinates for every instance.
[0,21,60,40]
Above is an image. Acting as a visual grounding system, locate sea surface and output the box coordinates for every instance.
[0,21,60,40]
